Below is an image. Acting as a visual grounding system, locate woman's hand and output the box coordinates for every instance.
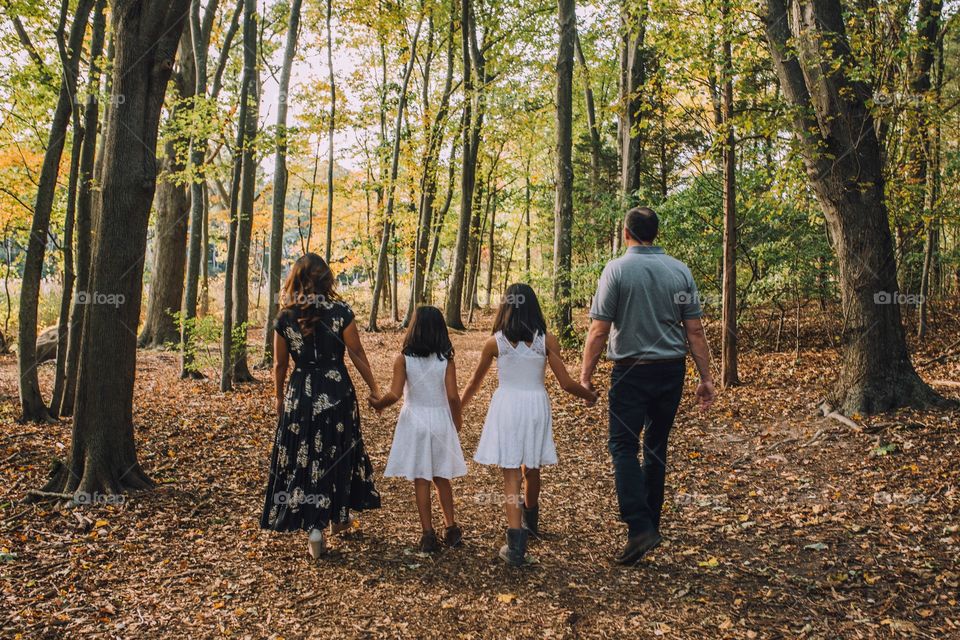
[367,393,383,414]
[275,396,284,417]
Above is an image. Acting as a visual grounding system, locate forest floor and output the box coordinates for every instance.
[1,309,959,639]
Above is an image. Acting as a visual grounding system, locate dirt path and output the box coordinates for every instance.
[1,317,958,638]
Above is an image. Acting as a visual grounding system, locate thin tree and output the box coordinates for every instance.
[719,0,738,386]
[17,0,94,423]
[368,10,425,331]
[263,0,303,367]
[553,0,576,342]
[324,0,336,262]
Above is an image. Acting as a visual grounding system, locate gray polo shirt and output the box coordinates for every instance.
[588,246,702,361]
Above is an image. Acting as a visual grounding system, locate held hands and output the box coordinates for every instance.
[695,379,716,412]
[367,393,384,414]
[581,378,598,407]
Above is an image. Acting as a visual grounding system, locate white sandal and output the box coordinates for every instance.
[307,528,327,559]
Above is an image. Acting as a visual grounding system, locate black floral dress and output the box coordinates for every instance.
[260,301,381,533]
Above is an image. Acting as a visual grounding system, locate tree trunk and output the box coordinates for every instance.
[444,0,484,330]
[553,0,576,342]
[424,132,459,299]
[574,32,601,189]
[139,33,195,349]
[181,0,221,378]
[719,0,738,387]
[263,0,302,367]
[324,0,336,263]
[917,32,943,339]
[42,0,190,498]
[61,0,108,418]
[18,0,94,423]
[762,0,944,414]
[50,110,84,416]
[368,13,424,331]
[231,0,259,383]
[619,0,646,211]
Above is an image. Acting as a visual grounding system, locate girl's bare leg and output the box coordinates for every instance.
[502,468,523,529]
[433,478,456,528]
[414,479,434,532]
[522,465,541,509]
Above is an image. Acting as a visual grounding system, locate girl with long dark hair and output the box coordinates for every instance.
[260,253,382,559]
[461,283,597,566]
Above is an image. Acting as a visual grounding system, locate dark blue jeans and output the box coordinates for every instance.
[608,360,686,537]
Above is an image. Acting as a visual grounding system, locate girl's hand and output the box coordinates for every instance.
[368,394,383,414]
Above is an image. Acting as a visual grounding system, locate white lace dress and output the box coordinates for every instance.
[473,332,557,469]
[383,355,467,481]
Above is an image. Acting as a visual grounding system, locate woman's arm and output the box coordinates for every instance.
[444,357,463,431]
[546,333,597,402]
[273,331,290,416]
[342,320,381,398]
[370,354,406,411]
[460,337,497,408]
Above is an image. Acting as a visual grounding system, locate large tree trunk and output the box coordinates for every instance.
[762,0,944,414]
[181,0,222,378]
[139,33,195,349]
[263,0,302,367]
[368,13,424,331]
[18,0,94,423]
[231,0,259,382]
[42,0,190,498]
[553,0,576,342]
[60,0,108,418]
[444,0,484,330]
[719,0,738,387]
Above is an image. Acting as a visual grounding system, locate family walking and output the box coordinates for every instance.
[260,207,716,567]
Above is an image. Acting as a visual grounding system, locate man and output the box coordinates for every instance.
[580,206,715,565]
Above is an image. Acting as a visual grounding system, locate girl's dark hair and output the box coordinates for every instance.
[402,306,454,360]
[280,253,341,336]
[491,283,547,343]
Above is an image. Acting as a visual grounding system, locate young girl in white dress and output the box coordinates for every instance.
[461,284,597,566]
[371,306,467,552]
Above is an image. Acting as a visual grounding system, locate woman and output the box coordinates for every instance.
[260,253,382,559]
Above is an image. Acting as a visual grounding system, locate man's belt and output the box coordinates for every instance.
[613,356,686,366]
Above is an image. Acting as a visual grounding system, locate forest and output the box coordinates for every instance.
[1,0,959,637]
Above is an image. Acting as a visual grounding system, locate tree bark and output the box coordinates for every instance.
[618,0,646,213]
[181,0,222,378]
[18,0,94,423]
[324,0,336,263]
[368,12,424,331]
[231,0,259,382]
[139,32,196,349]
[42,0,191,498]
[719,0,738,387]
[444,0,484,330]
[553,0,576,342]
[60,0,108,418]
[762,0,945,414]
[263,0,302,367]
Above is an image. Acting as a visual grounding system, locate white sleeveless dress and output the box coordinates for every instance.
[473,332,557,469]
[383,355,467,480]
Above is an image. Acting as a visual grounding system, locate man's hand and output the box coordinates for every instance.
[581,378,597,407]
[695,379,716,411]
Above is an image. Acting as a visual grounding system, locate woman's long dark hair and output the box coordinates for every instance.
[280,253,341,336]
[402,306,454,360]
[491,283,547,343]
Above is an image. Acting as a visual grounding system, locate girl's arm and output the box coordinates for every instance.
[370,354,406,411]
[343,320,382,399]
[444,357,463,431]
[545,333,597,402]
[273,331,290,416]
[460,337,497,408]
